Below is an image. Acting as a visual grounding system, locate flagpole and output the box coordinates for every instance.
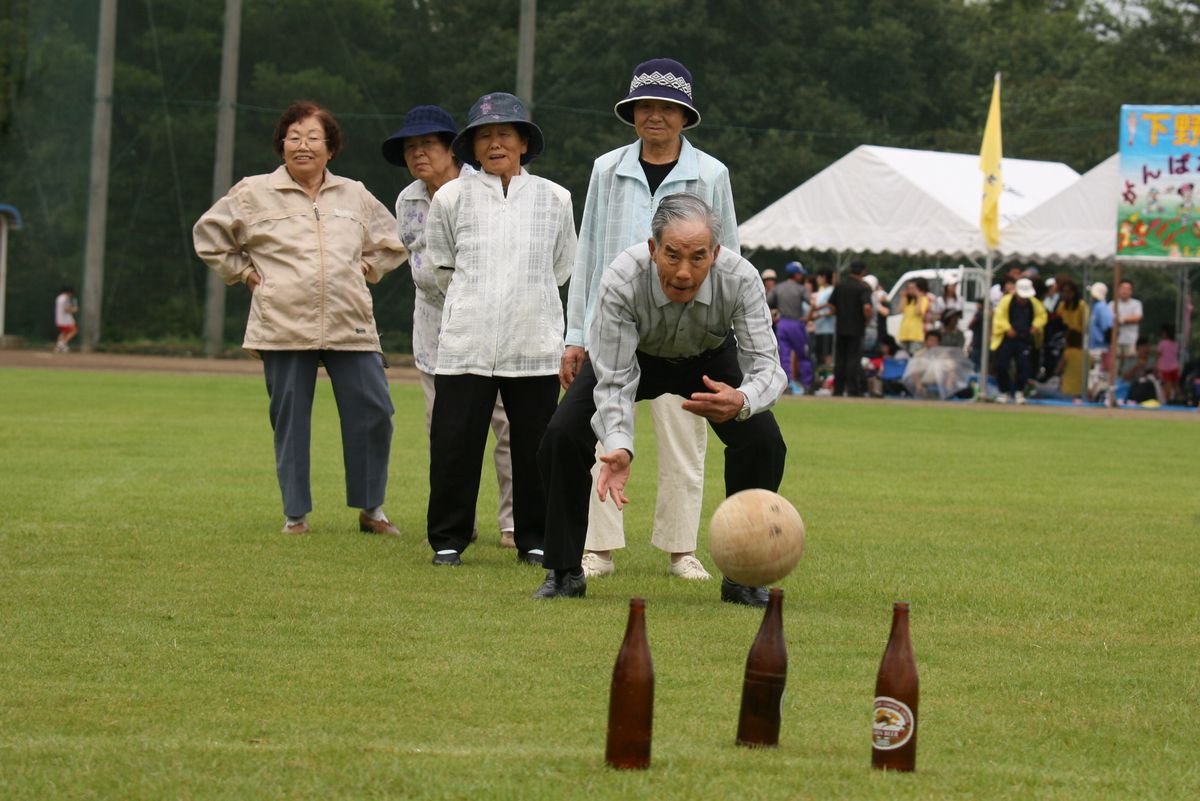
[978,250,994,400]
[977,71,1002,401]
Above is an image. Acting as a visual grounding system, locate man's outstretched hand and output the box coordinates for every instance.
[681,375,744,423]
[596,448,632,510]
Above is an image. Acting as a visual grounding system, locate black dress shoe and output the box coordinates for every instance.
[720,577,768,607]
[517,550,544,566]
[431,551,462,566]
[531,569,587,599]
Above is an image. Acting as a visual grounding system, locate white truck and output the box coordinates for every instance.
[884,265,987,345]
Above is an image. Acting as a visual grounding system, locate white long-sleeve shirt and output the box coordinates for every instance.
[394,165,476,374]
[423,168,577,376]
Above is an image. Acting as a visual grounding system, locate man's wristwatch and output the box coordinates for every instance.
[735,393,752,422]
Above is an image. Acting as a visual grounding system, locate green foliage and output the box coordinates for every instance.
[0,1,1198,345]
[1,369,1198,799]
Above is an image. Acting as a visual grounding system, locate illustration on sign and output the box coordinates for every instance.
[1117,104,1200,260]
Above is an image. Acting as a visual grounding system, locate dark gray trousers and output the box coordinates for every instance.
[261,350,394,518]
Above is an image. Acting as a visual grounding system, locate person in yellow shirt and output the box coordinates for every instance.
[1055,329,1089,398]
[990,278,1047,404]
[897,280,930,354]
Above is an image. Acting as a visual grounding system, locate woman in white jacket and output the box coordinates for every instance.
[422,92,576,568]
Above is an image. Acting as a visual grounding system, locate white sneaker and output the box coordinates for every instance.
[994,394,1009,404]
[581,551,614,578]
[1015,391,1027,405]
[669,554,712,580]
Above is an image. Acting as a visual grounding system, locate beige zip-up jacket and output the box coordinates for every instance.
[193,165,407,352]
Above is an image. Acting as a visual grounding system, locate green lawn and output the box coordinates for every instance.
[1,368,1197,800]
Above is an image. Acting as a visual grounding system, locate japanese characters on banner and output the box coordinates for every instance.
[1118,104,1200,262]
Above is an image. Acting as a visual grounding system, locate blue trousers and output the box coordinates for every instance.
[261,350,394,518]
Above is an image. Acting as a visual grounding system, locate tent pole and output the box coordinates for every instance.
[1176,265,1188,373]
[977,250,994,400]
[1107,261,1122,407]
[1183,266,1192,368]
[1082,263,1091,401]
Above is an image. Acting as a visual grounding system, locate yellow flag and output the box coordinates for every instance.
[979,73,1002,250]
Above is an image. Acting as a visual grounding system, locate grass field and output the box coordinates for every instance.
[1,367,1197,800]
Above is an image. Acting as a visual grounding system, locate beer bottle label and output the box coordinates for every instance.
[871,696,914,750]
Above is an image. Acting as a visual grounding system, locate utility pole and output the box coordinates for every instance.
[80,0,118,351]
[516,0,536,105]
[203,0,242,358]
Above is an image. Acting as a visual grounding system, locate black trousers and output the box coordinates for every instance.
[833,334,865,396]
[538,341,788,571]
[427,373,560,555]
[994,336,1033,394]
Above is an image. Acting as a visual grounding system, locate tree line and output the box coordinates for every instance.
[1,0,1196,350]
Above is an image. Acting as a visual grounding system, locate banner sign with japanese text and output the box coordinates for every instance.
[1118,104,1200,262]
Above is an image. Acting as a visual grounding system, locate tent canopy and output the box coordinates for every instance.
[999,154,1118,265]
[738,145,1079,260]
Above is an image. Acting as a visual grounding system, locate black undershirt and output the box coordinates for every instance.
[640,158,678,195]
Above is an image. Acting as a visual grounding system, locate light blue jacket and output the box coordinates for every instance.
[1089,299,1114,349]
[565,136,739,348]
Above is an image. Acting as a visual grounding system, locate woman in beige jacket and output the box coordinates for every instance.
[194,101,407,536]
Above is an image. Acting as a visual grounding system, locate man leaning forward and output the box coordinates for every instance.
[534,193,787,606]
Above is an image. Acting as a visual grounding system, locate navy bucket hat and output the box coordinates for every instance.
[614,58,701,129]
[381,105,458,166]
[451,93,544,168]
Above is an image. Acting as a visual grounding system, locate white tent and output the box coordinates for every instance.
[999,154,1119,264]
[738,145,1080,260]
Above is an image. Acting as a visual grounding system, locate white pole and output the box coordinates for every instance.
[80,0,118,351]
[516,0,536,105]
[203,0,242,358]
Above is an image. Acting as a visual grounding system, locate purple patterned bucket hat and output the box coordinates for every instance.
[613,58,701,129]
[451,92,544,167]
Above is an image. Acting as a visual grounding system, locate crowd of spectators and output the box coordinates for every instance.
[762,263,1198,407]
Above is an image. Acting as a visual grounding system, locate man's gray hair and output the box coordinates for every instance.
[651,193,722,247]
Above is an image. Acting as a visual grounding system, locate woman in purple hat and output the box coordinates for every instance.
[382,106,516,550]
[559,57,741,591]
[420,93,577,568]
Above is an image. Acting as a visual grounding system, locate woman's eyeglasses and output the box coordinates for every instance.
[283,134,327,147]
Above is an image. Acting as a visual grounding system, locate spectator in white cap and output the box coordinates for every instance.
[1042,276,1060,313]
[761,269,779,326]
[560,57,739,582]
[990,277,1047,404]
[1088,283,1114,366]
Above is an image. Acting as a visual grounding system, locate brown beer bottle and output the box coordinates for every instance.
[605,597,654,769]
[736,587,787,747]
[871,601,919,772]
